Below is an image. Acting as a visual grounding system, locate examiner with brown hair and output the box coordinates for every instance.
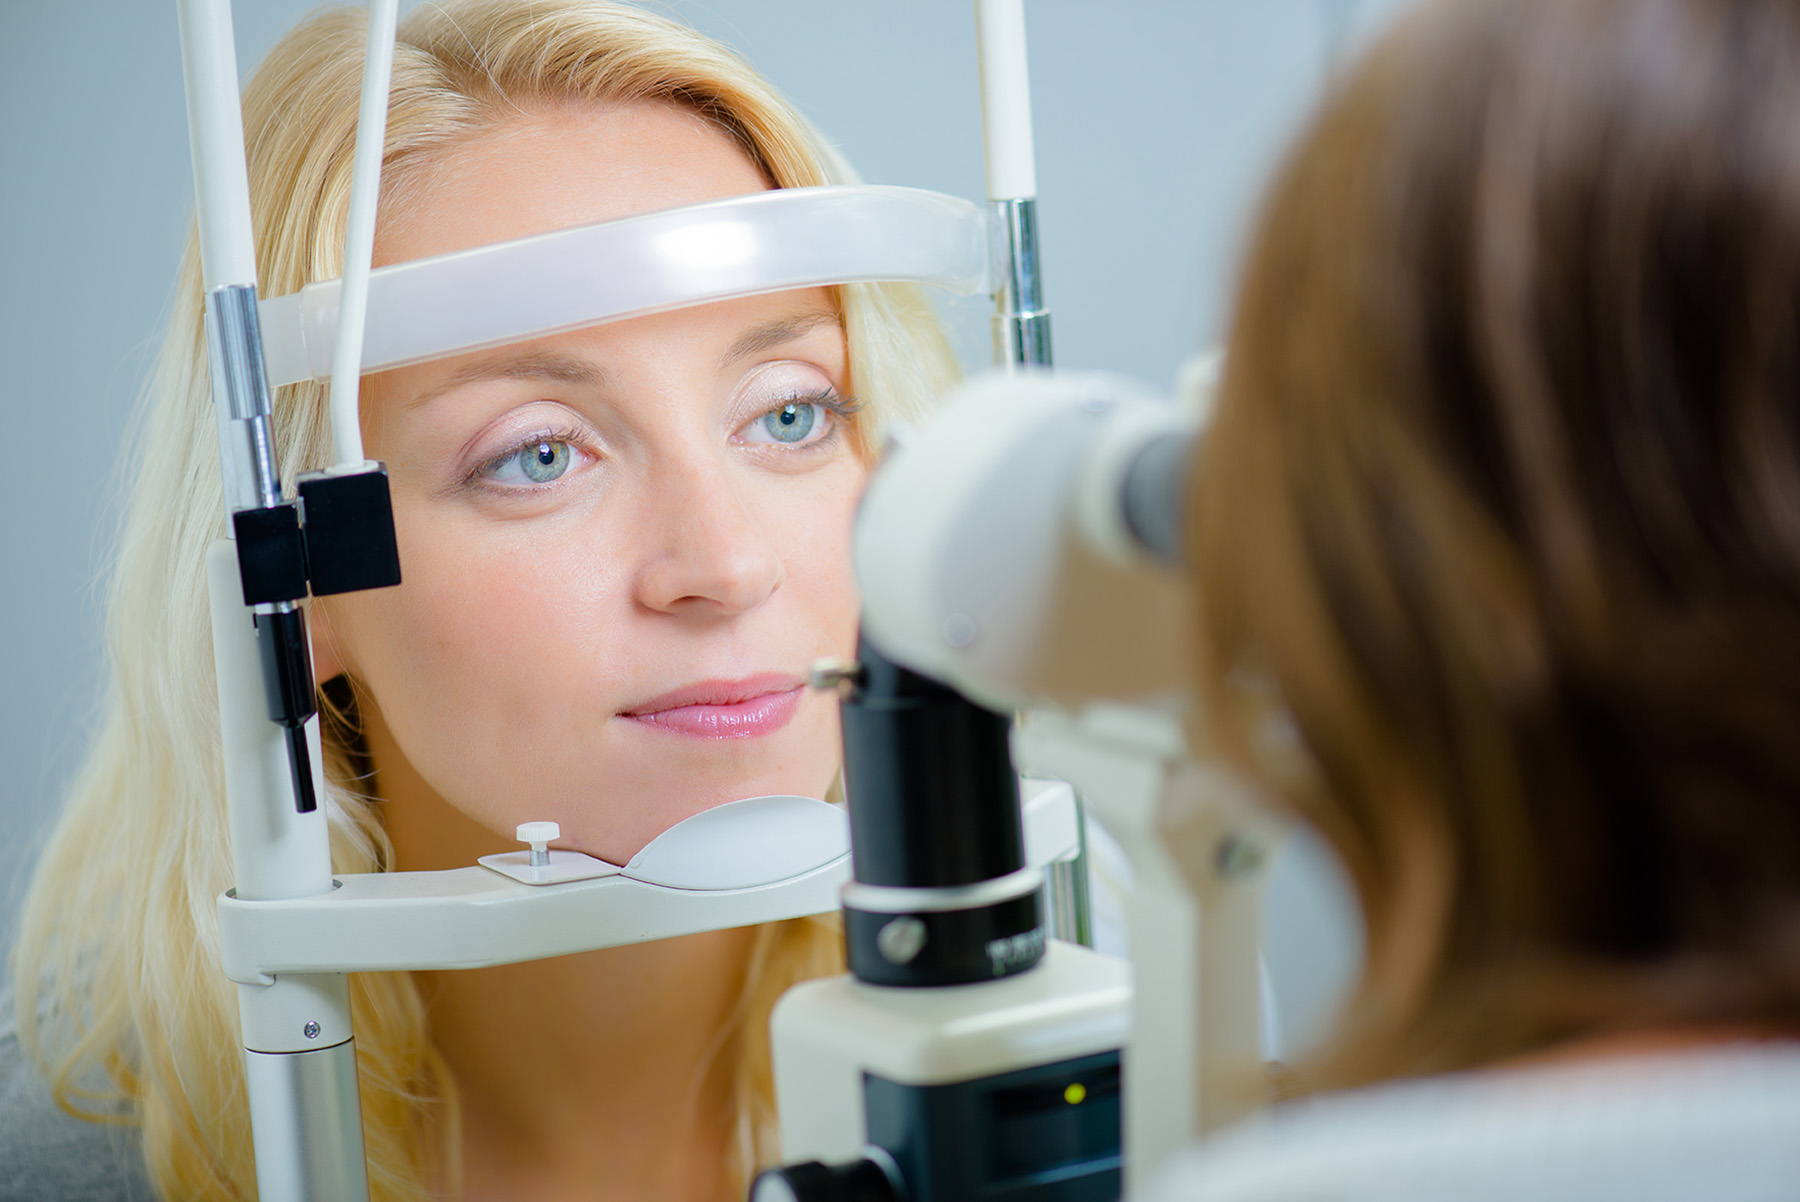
[1161,0,1800,1194]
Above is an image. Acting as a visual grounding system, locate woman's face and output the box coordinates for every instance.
[314,102,864,864]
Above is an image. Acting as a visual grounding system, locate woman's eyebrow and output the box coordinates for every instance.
[720,310,841,368]
[407,350,609,410]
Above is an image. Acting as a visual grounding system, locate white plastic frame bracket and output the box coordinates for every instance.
[218,781,1080,986]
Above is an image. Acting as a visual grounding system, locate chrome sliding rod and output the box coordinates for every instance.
[991,195,1052,369]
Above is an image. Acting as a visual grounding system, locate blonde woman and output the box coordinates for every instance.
[3,3,955,1199]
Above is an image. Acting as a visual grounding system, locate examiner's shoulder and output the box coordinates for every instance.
[0,1016,156,1201]
[1141,1044,1800,1202]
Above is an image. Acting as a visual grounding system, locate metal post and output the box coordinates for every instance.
[976,0,1091,945]
[209,544,371,1201]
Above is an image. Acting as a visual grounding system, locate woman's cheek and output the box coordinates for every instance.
[409,537,592,680]
[342,525,525,716]
[783,462,866,625]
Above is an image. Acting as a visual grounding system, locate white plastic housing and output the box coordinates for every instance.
[258,186,988,386]
[236,972,354,1055]
[1013,707,1277,1190]
[771,940,1131,1164]
[856,371,1200,713]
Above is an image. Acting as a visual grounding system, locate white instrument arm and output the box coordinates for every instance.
[855,369,1206,715]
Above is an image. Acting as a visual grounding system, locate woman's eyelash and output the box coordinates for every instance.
[469,425,588,483]
[775,388,862,419]
[744,387,862,450]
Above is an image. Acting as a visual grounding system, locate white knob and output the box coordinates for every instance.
[517,821,560,867]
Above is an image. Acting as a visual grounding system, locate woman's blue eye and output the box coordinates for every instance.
[761,402,817,444]
[521,440,570,482]
[487,439,572,484]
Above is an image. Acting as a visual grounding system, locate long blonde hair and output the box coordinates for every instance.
[11,3,956,1196]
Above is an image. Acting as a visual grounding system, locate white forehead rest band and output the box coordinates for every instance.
[258,184,989,387]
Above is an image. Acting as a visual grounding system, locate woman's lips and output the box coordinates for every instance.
[618,674,806,740]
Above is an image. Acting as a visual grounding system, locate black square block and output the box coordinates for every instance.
[233,504,308,605]
[298,466,403,596]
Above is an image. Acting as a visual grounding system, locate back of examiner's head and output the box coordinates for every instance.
[1193,0,1800,1088]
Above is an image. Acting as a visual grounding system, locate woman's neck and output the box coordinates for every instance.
[420,933,754,1201]
[364,705,756,1201]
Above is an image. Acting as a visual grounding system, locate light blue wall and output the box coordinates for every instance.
[0,0,1404,1051]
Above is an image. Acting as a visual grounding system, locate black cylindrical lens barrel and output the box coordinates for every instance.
[840,641,1025,889]
[839,637,1043,987]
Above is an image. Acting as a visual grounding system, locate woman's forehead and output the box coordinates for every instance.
[376,100,769,267]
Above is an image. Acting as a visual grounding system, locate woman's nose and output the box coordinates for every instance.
[634,465,785,617]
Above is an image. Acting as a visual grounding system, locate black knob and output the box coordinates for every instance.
[749,1157,902,1202]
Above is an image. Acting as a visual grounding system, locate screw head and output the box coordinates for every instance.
[806,656,863,691]
[303,1020,322,1040]
[876,916,929,965]
[941,612,979,649]
[516,821,560,845]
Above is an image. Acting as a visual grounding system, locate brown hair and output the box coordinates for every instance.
[1194,0,1800,1086]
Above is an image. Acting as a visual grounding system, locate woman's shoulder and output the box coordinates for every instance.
[0,1017,156,1201]
[1144,1043,1800,1202]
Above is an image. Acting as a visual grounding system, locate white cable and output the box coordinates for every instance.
[328,0,399,471]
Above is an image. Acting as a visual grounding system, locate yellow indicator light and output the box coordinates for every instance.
[1064,1083,1087,1105]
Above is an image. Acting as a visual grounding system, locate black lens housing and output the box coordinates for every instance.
[838,637,1043,987]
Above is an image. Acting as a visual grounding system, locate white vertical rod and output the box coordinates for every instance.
[177,0,258,292]
[327,0,400,470]
[182,8,365,1190]
[974,0,1039,201]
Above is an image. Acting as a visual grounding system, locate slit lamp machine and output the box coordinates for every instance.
[178,1,1276,1197]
